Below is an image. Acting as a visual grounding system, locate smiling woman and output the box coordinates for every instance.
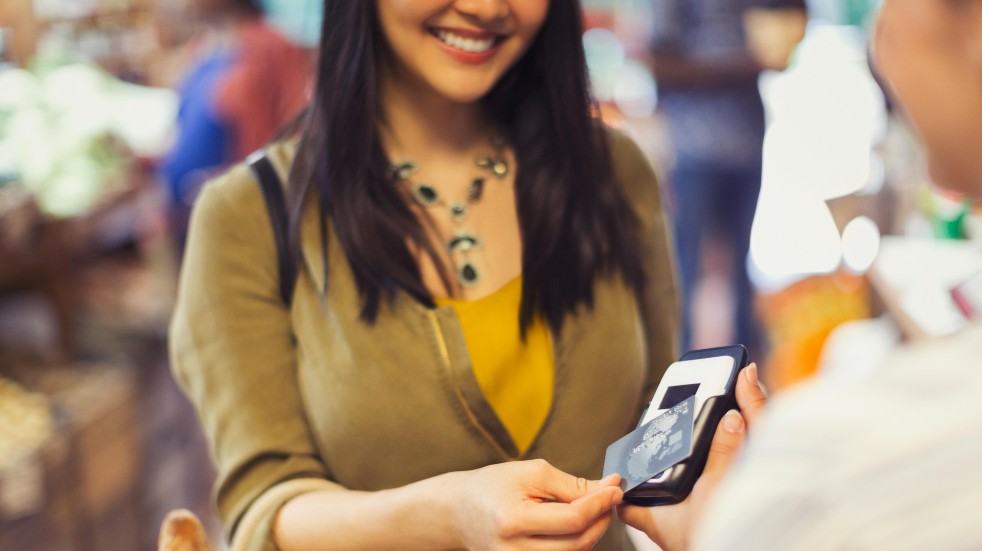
[169,0,681,550]
[375,0,547,103]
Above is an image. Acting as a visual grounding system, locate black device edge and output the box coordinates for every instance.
[622,345,749,506]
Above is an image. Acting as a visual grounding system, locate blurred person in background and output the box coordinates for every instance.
[157,0,310,250]
[169,1,680,550]
[649,0,806,360]
[621,0,982,548]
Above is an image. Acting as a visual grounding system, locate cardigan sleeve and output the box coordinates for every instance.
[607,127,681,417]
[168,161,342,551]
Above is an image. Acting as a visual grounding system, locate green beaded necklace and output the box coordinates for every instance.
[390,144,509,289]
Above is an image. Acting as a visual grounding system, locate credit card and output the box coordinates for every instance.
[603,395,696,492]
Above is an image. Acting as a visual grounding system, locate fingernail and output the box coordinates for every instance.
[610,489,623,507]
[600,473,620,485]
[745,363,759,387]
[723,410,744,433]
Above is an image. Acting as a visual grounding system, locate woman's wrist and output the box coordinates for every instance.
[388,470,467,549]
[274,472,467,550]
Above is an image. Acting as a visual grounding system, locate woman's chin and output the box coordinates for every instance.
[422,74,503,106]
[435,87,495,106]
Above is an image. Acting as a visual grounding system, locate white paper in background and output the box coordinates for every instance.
[873,236,982,337]
[819,316,900,386]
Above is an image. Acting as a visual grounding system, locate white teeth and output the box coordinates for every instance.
[436,30,496,53]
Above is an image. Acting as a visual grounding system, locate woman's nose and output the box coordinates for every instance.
[453,0,512,23]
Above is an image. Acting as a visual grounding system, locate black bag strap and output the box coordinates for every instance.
[248,152,297,306]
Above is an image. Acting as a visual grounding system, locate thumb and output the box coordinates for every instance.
[702,410,746,482]
[539,465,620,503]
[735,363,768,430]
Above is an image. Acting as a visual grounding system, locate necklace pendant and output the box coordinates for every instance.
[448,231,481,254]
[458,262,480,288]
[468,178,485,202]
[475,155,508,179]
[411,183,440,207]
[449,201,468,222]
[448,230,481,288]
[391,161,419,181]
[490,160,508,178]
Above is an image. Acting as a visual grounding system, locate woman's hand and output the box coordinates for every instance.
[617,363,768,551]
[276,459,622,551]
[450,459,624,551]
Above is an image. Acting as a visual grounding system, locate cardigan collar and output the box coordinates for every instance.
[299,189,328,297]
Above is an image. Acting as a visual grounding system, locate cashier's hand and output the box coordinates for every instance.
[618,363,768,551]
[452,459,624,551]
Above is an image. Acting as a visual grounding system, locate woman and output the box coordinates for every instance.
[622,0,982,548]
[169,1,679,550]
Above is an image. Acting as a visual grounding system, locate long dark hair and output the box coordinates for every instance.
[287,1,645,333]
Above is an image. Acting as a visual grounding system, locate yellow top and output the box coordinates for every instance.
[436,277,554,454]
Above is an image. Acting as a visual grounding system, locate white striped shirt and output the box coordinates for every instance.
[693,326,982,551]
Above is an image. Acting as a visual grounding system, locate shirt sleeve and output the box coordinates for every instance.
[692,332,982,551]
[689,382,846,551]
[607,127,681,418]
[169,163,342,551]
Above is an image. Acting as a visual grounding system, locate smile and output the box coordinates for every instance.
[430,28,501,54]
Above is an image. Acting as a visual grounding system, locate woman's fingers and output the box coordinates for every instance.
[514,485,622,537]
[529,501,617,550]
[533,460,621,503]
[459,460,623,549]
[736,362,768,430]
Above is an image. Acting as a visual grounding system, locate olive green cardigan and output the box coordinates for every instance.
[169,128,679,551]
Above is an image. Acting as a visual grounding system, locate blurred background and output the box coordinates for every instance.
[0,0,979,549]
